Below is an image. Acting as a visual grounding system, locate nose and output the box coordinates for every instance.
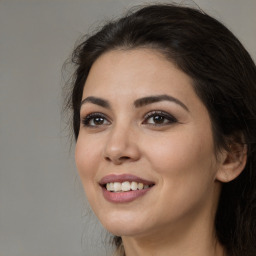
[103,124,140,165]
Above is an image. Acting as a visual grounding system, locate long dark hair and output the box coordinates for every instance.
[65,4,256,256]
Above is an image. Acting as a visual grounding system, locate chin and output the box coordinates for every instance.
[98,210,149,237]
[106,225,147,237]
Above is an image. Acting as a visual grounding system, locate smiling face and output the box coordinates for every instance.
[75,49,223,241]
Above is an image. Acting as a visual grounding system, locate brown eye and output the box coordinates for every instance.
[152,115,166,124]
[82,113,110,127]
[93,117,105,125]
[143,111,177,126]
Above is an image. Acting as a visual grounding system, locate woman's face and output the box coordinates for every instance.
[75,49,223,238]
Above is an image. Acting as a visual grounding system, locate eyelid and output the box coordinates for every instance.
[81,110,177,128]
[142,110,177,125]
[81,112,111,127]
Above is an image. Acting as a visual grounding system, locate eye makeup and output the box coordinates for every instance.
[143,110,177,126]
[82,112,110,128]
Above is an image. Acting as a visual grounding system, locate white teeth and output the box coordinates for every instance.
[131,181,138,191]
[105,181,151,192]
[114,182,122,192]
[138,183,143,190]
[122,181,130,191]
[106,182,114,191]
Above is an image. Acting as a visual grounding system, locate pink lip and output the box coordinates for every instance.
[99,174,155,203]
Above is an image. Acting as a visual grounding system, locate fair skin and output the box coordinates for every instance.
[75,49,245,256]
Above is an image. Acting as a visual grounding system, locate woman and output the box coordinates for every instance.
[65,4,256,256]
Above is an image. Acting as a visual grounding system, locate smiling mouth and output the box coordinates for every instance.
[103,181,154,192]
[100,177,155,203]
[99,174,155,196]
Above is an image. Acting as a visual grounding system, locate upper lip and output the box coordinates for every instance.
[99,174,155,186]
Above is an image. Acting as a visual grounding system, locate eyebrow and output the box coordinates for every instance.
[80,94,189,112]
[134,94,189,111]
[80,96,111,109]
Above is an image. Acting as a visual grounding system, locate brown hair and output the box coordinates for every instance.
[65,4,256,256]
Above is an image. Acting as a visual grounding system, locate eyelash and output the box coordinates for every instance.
[82,112,110,128]
[81,111,177,128]
[143,111,177,126]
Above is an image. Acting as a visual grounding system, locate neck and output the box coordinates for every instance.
[122,234,226,256]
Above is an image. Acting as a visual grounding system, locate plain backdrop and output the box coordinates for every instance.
[0,0,255,256]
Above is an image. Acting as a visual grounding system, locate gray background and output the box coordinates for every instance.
[1,0,255,256]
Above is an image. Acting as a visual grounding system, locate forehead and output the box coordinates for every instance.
[82,49,197,106]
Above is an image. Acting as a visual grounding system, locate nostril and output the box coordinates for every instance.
[104,156,111,162]
[104,155,131,164]
[120,156,130,161]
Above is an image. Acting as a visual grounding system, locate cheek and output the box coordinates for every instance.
[142,130,218,221]
[75,135,101,185]
[144,128,216,188]
[75,135,105,213]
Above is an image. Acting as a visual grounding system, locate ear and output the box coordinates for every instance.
[216,142,247,183]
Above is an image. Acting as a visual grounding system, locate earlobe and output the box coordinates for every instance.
[216,143,247,183]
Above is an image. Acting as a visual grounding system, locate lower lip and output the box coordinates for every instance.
[102,186,152,203]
